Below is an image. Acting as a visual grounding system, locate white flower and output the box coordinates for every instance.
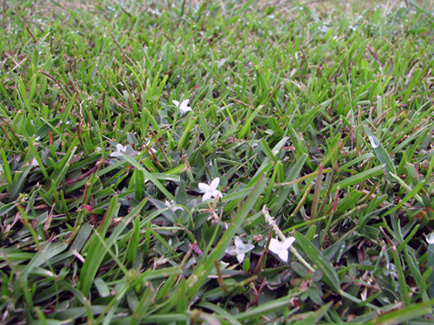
[226,236,255,263]
[172,99,192,114]
[426,233,434,245]
[165,200,183,212]
[110,144,128,157]
[268,237,296,262]
[198,177,223,201]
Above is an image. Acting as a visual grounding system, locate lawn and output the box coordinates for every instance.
[0,0,433,323]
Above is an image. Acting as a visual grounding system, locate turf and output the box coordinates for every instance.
[0,0,433,323]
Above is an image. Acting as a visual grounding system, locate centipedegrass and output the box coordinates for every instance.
[0,0,433,323]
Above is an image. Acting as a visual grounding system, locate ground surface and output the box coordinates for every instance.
[0,0,433,324]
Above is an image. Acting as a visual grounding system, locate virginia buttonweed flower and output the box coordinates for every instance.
[226,236,255,263]
[172,99,192,115]
[198,177,223,201]
[165,200,183,212]
[110,144,128,158]
[268,237,296,262]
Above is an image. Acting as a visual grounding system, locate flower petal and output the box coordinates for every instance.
[236,253,245,264]
[269,238,281,255]
[198,183,211,193]
[202,192,212,201]
[179,105,192,114]
[243,243,255,253]
[283,237,296,249]
[234,236,243,248]
[212,190,223,199]
[172,100,180,106]
[278,249,288,262]
[225,246,239,256]
[210,177,220,190]
[178,99,192,114]
[234,237,254,254]
[110,152,122,158]
[180,99,190,109]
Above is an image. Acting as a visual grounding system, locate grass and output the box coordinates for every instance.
[0,0,433,323]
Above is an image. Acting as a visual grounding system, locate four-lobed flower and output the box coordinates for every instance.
[226,236,255,263]
[172,99,192,115]
[268,237,296,262]
[165,200,184,212]
[198,177,223,201]
[110,144,128,158]
[110,143,140,158]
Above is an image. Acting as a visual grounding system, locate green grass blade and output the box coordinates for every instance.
[293,232,340,292]
[365,299,434,325]
[121,154,175,201]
